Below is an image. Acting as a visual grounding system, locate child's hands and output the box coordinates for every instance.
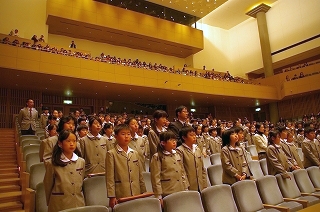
[109,197,118,208]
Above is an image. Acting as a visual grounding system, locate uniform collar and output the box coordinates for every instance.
[60,153,78,162]
[116,144,134,155]
[163,149,176,155]
[87,133,102,140]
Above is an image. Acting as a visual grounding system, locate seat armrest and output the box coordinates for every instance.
[24,188,35,212]
[315,188,320,191]
[21,171,30,204]
[263,204,289,212]
[87,172,106,178]
[251,156,259,160]
[283,198,308,208]
[301,192,320,198]
[118,192,154,203]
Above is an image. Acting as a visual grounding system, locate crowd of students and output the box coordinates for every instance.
[2,31,252,84]
[17,99,320,211]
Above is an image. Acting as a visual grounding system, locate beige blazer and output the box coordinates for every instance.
[150,150,189,197]
[302,138,320,168]
[280,141,304,168]
[207,136,222,155]
[18,107,38,130]
[79,136,107,176]
[221,145,250,185]
[43,136,58,162]
[129,136,146,171]
[176,144,208,191]
[40,113,49,129]
[105,146,146,198]
[266,145,290,178]
[253,134,268,153]
[43,157,85,212]
[148,129,161,160]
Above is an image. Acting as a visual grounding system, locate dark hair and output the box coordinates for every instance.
[48,115,57,120]
[47,124,57,131]
[153,110,168,119]
[233,126,243,134]
[52,130,81,167]
[77,124,88,132]
[88,116,102,126]
[114,124,130,135]
[201,125,209,132]
[268,130,280,145]
[124,117,136,125]
[179,126,195,142]
[77,117,86,125]
[304,127,315,136]
[277,126,287,133]
[255,122,264,135]
[297,128,304,133]
[222,129,236,147]
[158,131,176,152]
[208,127,217,135]
[175,105,187,117]
[57,116,76,133]
[103,122,113,130]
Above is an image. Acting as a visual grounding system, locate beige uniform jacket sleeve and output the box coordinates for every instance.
[254,134,268,152]
[150,153,162,197]
[148,130,160,160]
[221,147,240,177]
[302,141,320,166]
[266,146,290,178]
[43,161,54,205]
[105,150,115,197]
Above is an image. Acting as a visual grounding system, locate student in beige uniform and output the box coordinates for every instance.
[40,107,49,129]
[301,127,320,168]
[79,116,107,176]
[177,126,207,191]
[42,116,76,162]
[18,98,38,135]
[266,130,291,179]
[125,117,147,171]
[102,123,116,151]
[221,128,251,185]
[39,124,58,162]
[207,128,222,155]
[106,124,146,208]
[253,123,268,160]
[245,124,256,146]
[148,110,168,160]
[194,124,207,157]
[150,131,189,206]
[286,132,304,168]
[43,130,85,212]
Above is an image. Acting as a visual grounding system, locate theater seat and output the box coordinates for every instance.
[248,160,264,179]
[83,175,109,208]
[142,172,153,192]
[60,206,109,212]
[113,198,161,212]
[247,145,259,160]
[201,185,238,212]
[292,169,320,197]
[35,182,48,212]
[163,191,205,212]
[209,153,221,165]
[207,164,222,186]
[259,158,268,175]
[306,166,320,188]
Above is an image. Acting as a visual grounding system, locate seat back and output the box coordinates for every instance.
[231,180,264,212]
[163,191,205,212]
[23,145,40,160]
[256,175,284,205]
[145,159,150,172]
[60,206,109,212]
[35,182,48,212]
[30,163,46,190]
[276,173,301,199]
[83,175,109,206]
[201,185,238,212]
[22,139,41,148]
[20,135,39,143]
[307,166,320,188]
[297,148,304,162]
[114,198,161,212]
[293,169,316,193]
[248,160,264,179]
[247,145,258,157]
[203,156,211,169]
[26,153,41,173]
[207,164,222,186]
[209,153,221,165]
[259,158,268,175]
[143,172,153,192]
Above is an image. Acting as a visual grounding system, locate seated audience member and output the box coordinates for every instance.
[31,35,38,43]
[38,35,45,42]
[302,127,320,168]
[106,124,146,208]
[69,40,76,48]
[221,128,252,185]
[9,29,19,37]
[2,37,10,44]
[266,130,291,179]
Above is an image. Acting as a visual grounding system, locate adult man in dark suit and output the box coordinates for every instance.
[18,99,38,135]
[168,105,189,147]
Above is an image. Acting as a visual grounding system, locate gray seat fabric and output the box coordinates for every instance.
[276,173,320,206]
[256,175,303,212]
[259,158,268,175]
[201,185,238,212]
[23,144,40,160]
[22,139,41,148]
[163,191,205,212]
[248,160,264,179]
[113,198,161,212]
[143,172,153,192]
[209,153,221,165]
[293,169,320,195]
[307,166,320,188]
[30,162,46,190]
[20,135,39,143]
[247,145,258,157]
[207,164,222,186]
[203,156,211,169]
[26,152,41,173]
[232,180,280,212]
[35,182,48,212]
[83,175,109,207]
[60,206,109,212]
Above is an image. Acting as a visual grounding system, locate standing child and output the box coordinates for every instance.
[193,124,207,157]
[301,127,320,168]
[220,129,251,185]
[39,124,58,162]
[102,123,116,151]
[105,124,146,208]
[79,116,107,176]
[207,128,222,155]
[150,131,189,204]
[43,130,85,212]
[177,126,207,191]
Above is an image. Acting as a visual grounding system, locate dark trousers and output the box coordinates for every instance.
[21,126,35,135]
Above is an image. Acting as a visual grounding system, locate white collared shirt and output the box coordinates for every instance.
[162,149,176,155]
[182,143,197,153]
[116,144,134,155]
[87,132,102,139]
[60,152,79,162]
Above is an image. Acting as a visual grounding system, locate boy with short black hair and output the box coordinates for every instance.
[177,126,207,191]
[105,124,146,208]
[301,127,320,168]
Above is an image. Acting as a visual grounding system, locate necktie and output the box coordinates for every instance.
[29,108,32,118]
